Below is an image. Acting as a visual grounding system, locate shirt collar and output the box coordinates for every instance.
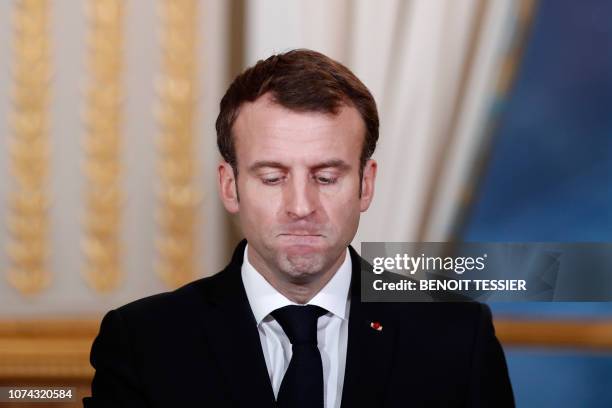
[241,244,351,325]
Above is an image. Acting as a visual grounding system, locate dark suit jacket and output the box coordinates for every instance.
[84,240,514,407]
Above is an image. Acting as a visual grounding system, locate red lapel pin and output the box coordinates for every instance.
[370,321,383,331]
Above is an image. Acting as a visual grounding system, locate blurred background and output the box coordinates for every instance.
[0,0,610,406]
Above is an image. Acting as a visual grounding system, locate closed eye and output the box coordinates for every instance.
[261,176,284,185]
[314,175,338,185]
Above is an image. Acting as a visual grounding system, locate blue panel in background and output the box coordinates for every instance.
[463,0,612,244]
[460,0,612,406]
[463,0,612,317]
[506,348,612,408]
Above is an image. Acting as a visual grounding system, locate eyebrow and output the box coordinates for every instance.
[311,159,351,171]
[247,159,351,173]
[247,161,288,172]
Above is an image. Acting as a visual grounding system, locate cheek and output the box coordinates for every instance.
[321,189,361,230]
[240,183,282,221]
[239,202,276,242]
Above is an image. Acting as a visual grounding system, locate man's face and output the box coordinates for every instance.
[218,93,376,285]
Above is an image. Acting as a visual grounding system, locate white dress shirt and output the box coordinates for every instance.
[241,244,351,408]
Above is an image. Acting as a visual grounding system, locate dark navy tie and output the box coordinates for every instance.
[271,305,327,408]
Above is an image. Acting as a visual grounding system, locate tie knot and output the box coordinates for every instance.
[271,305,327,345]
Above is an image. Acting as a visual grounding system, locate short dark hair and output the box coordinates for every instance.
[215,49,379,179]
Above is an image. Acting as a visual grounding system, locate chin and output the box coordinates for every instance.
[278,250,327,277]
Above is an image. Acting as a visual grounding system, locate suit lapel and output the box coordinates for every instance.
[341,247,397,408]
[200,240,276,407]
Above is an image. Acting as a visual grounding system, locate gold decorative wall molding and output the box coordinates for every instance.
[155,0,201,288]
[6,0,52,295]
[81,0,125,293]
[495,319,612,351]
[0,319,98,380]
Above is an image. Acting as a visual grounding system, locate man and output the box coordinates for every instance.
[84,49,514,407]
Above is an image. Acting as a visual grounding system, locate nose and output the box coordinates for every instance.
[283,175,318,219]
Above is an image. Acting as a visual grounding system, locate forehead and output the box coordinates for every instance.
[232,94,365,165]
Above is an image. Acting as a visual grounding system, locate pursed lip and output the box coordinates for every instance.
[277,233,324,237]
[276,233,325,244]
[277,233,325,247]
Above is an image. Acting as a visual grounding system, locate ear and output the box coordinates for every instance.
[360,159,377,212]
[218,161,239,214]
